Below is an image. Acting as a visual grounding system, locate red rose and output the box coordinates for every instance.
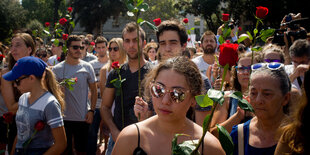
[256,6,269,19]
[111,61,120,69]
[45,22,50,27]
[219,43,239,67]
[34,120,45,131]
[67,7,73,13]
[90,42,95,46]
[57,57,61,61]
[62,34,69,40]
[187,38,191,42]
[74,77,78,82]
[238,27,242,31]
[225,40,230,43]
[222,13,229,21]
[183,18,189,24]
[3,112,14,124]
[0,54,5,61]
[153,18,161,26]
[59,18,68,26]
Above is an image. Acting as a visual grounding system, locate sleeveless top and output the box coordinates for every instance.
[132,124,204,155]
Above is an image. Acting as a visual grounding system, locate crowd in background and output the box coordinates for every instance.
[0,12,309,155]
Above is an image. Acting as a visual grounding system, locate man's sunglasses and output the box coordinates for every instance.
[251,62,284,71]
[108,47,119,52]
[150,82,190,103]
[71,45,85,50]
[14,76,29,86]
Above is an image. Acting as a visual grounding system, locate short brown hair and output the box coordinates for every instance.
[200,31,217,44]
[67,35,82,47]
[156,20,187,46]
[122,22,145,41]
[95,36,108,46]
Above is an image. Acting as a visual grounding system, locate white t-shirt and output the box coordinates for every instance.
[47,55,59,66]
[192,55,211,75]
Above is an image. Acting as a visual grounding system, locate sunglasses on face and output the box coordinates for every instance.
[235,66,251,73]
[71,45,85,50]
[14,76,29,86]
[264,59,281,63]
[251,62,284,71]
[108,47,119,52]
[150,82,190,103]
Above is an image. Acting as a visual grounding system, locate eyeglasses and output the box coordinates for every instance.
[235,66,251,73]
[264,59,281,63]
[150,82,190,103]
[108,47,119,52]
[251,62,284,71]
[14,76,29,86]
[71,45,85,50]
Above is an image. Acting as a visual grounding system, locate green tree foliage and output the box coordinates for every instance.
[140,0,179,21]
[22,0,66,25]
[175,0,221,32]
[73,0,126,35]
[226,0,310,31]
[26,19,44,38]
[0,0,27,44]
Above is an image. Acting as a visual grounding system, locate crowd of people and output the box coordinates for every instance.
[0,12,309,155]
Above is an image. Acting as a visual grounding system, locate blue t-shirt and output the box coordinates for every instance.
[15,92,64,149]
[230,119,277,155]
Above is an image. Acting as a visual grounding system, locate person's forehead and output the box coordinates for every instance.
[159,30,180,42]
[71,41,82,45]
[123,30,138,39]
[96,42,106,47]
[203,35,215,41]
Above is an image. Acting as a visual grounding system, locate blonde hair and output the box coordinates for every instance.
[104,38,127,72]
[43,68,65,112]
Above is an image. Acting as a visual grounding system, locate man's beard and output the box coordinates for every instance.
[203,46,216,55]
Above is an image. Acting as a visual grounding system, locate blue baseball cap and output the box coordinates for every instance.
[3,56,47,81]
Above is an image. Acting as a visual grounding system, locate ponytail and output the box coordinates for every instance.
[44,68,65,112]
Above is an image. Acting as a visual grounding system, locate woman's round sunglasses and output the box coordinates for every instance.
[150,82,190,103]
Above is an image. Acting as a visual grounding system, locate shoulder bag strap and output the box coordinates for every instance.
[237,124,244,155]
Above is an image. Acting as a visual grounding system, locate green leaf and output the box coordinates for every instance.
[53,39,59,47]
[253,28,258,37]
[229,91,254,112]
[126,0,135,12]
[218,35,224,44]
[217,124,234,155]
[251,46,262,52]
[237,36,248,44]
[112,79,122,88]
[190,27,195,31]
[207,89,224,103]
[246,31,253,41]
[260,29,275,42]
[70,21,75,29]
[137,18,144,24]
[229,91,243,100]
[187,30,191,35]
[137,3,149,12]
[238,99,254,112]
[136,0,144,7]
[223,28,231,38]
[172,134,197,155]
[202,114,211,133]
[195,95,213,108]
[127,11,134,17]
[139,21,158,31]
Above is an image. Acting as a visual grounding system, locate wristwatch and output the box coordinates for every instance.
[88,109,95,113]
